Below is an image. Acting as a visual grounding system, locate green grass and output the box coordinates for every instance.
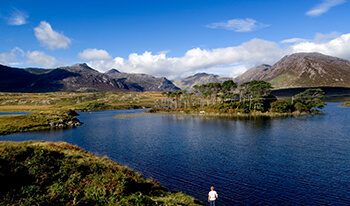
[0,141,204,206]
[0,110,81,135]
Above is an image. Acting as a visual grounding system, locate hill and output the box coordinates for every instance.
[0,64,179,92]
[0,141,203,205]
[173,73,232,91]
[234,52,350,88]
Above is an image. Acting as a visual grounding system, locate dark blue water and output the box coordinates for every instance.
[1,103,350,205]
[0,112,31,115]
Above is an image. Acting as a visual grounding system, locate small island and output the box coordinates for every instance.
[151,80,327,117]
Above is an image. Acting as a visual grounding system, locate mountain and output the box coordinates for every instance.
[105,69,180,92]
[0,64,179,92]
[234,52,350,88]
[173,73,232,91]
[233,64,271,85]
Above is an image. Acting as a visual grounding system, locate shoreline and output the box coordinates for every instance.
[148,108,310,118]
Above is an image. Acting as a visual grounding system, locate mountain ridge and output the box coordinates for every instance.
[234,52,350,88]
[0,63,178,92]
[173,73,232,91]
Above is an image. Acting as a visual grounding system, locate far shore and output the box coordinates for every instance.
[147,108,310,118]
[339,102,350,107]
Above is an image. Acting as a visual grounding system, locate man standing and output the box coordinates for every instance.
[208,186,218,206]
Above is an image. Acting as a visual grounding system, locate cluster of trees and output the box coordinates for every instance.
[160,80,326,114]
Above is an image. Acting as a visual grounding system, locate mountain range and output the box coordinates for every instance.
[1,52,349,93]
[234,52,350,88]
[0,63,179,92]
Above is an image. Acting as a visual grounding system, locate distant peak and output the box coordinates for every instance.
[193,73,213,78]
[72,63,89,68]
[106,69,120,74]
[286,52,328,59]
[194,72,209,76]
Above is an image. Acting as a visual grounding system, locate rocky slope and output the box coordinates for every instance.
[235,52,350,88]
[173,73,232,91]
[105,69,180,92]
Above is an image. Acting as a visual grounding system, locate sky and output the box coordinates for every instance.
[1,0,350,79]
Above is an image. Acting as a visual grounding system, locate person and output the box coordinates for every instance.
[208,186,218,206]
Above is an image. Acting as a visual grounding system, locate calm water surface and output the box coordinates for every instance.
[1,103,350,205]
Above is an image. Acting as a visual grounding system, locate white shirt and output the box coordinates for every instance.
[208,190,218,201]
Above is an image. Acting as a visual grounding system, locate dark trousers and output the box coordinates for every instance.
[209,200,216,206]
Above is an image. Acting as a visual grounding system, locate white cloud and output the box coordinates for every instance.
[206,18,269,32]
[87,38,283,79]
[26,51,58,67]
[87,32,350,79]
[288,33,350,59]
[34,21,71,50]
[0,47,24,65]
[306,0,347,17]
[78,48,111,60]
[7,9,29,26]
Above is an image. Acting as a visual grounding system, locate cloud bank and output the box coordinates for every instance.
[2,33,350,79]
[306,0,347,17]
[0,47,24,65]
[34,21,71,50]
[206,18,269,32]
[26,51,58,67]
[87,32,350,79]
[0,48,58,68]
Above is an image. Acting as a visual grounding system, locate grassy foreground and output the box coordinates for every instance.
[0,141,204,205]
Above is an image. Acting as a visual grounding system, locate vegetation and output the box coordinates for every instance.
[0,91,165,135]
[0,91,165,113]
[154,80,326,116]
[0,110,82,135]
[0,141,203,205]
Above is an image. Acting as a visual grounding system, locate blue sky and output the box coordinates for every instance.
[1,0,350,79]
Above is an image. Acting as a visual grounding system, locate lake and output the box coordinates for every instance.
[1,102,350,205]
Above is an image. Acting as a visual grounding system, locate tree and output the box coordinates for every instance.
[293,88,326,113]
[271,100,293,113]
[239,80,274,112]
[221,80,237,103]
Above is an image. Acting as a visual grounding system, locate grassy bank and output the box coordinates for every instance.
[0,141,204,205]
[339,102,350,107]
[0,91,165,135]
[0,92,165,112]
[0,110,82,136]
